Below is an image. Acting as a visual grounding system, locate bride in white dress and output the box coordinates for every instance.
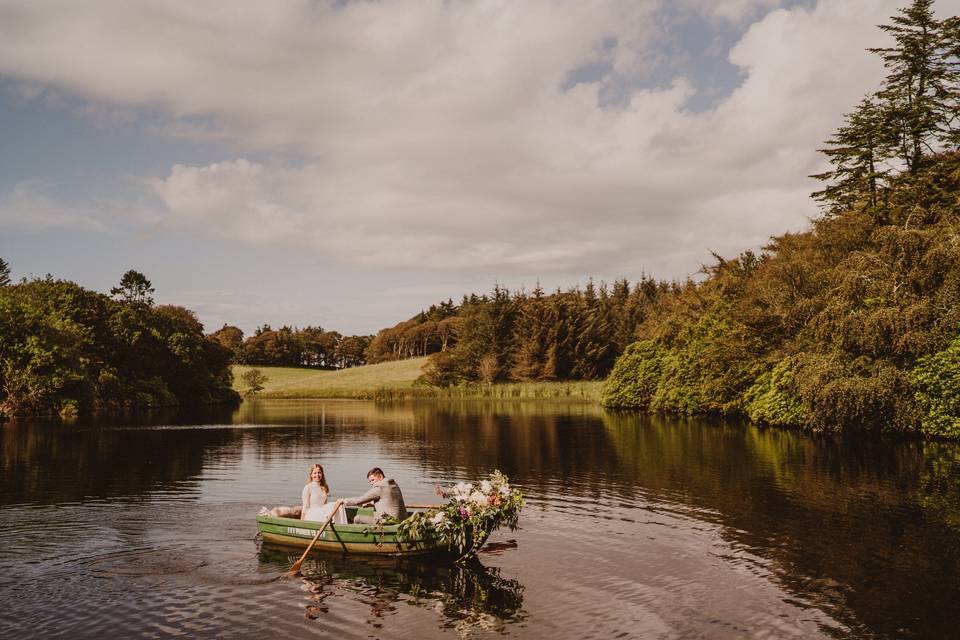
[301,463,347,524]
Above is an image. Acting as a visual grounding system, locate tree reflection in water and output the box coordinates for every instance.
[258,547,525,632]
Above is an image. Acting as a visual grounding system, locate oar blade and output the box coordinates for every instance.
[281,500,342,579]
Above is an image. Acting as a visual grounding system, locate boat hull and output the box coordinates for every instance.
[256,508,446,556]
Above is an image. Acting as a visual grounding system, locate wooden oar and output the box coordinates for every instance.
[355,501,440,510]
[285,500,342,578]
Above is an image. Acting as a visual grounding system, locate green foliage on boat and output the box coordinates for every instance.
[397,471,524,559]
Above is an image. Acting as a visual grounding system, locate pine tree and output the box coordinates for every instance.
[811,97,892,214]
[110,269,154,305]
[869,0,957,173]
[943,15,960,147]
[814,0,959,213]
[510,283,550,381]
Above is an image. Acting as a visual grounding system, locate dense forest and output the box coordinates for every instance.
[604,0,960,437]
[396,279,665,386]
[0,269,238,419]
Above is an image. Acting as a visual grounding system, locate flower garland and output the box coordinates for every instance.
[397,470,524,559]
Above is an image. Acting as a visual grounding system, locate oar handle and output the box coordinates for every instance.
[286,500,342,577]
[356,501,441,509]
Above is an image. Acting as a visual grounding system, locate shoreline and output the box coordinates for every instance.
[247,380,604,402]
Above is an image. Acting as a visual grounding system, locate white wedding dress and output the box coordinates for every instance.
[302,483,347,524]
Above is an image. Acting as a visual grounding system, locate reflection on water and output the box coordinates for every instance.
[2,399,960,638]
[258,548,525,632]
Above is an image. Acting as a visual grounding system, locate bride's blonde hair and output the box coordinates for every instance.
[307,463,330,494]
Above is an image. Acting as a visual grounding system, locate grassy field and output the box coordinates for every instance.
[232,358,603,402]
[232,357,428,398]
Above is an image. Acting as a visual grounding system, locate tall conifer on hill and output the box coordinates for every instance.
[870,0,957,173]
[814,0,960,211]
[811,97,891,214]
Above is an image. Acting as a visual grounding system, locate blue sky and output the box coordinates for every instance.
[0,0,946,335]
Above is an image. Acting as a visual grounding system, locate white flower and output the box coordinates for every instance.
[469,491,487,504]
[499,485,511,497]
[431,512,446,525]
[480,480,493,494]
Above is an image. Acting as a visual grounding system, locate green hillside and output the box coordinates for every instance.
[232,357,603,401]
[232,357,428,398]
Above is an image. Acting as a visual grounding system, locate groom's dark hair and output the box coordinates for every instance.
[367,467,384,478]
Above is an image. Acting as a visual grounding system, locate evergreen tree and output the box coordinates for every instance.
[869,0,957,173]
[110,269,154,305]
[811,97,892,214]
[510,283,551,381]
[943,15,960,146]
[815,1,959,211]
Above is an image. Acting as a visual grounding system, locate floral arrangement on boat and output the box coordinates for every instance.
[398,470,524,558]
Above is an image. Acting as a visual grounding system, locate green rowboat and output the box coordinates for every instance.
[257,506,446,556]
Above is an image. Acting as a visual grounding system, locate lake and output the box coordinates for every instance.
[2,399,959,638]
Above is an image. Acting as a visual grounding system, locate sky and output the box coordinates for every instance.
[2,0,959,336]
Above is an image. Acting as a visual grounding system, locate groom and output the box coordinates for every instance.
[342,467,409,524]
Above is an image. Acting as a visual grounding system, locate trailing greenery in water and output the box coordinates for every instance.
[397,471,524,559]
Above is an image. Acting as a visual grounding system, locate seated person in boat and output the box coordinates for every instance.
[341,467,408,525]
[301,463,347,524]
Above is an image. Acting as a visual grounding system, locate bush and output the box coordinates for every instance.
[744,358,807,426]
[601,340,665,408]
[909,336,960,438]
[419,350,461,387]
[649,351,704,414]
[794,353,917,432]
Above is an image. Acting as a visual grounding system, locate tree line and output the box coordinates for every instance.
[365,300,459,362]
[604,0,960,437]
[0,270,238,419]
[231,279,667,382]
[209,324,371,369]
[366,278,666,386]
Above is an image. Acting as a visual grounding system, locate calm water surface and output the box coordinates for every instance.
[2,399,960,639]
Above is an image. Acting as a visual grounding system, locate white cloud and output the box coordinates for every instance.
[0,181,106,231]
[3,0,958,278]
[150,159,303,245]
[676,0,784,24]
